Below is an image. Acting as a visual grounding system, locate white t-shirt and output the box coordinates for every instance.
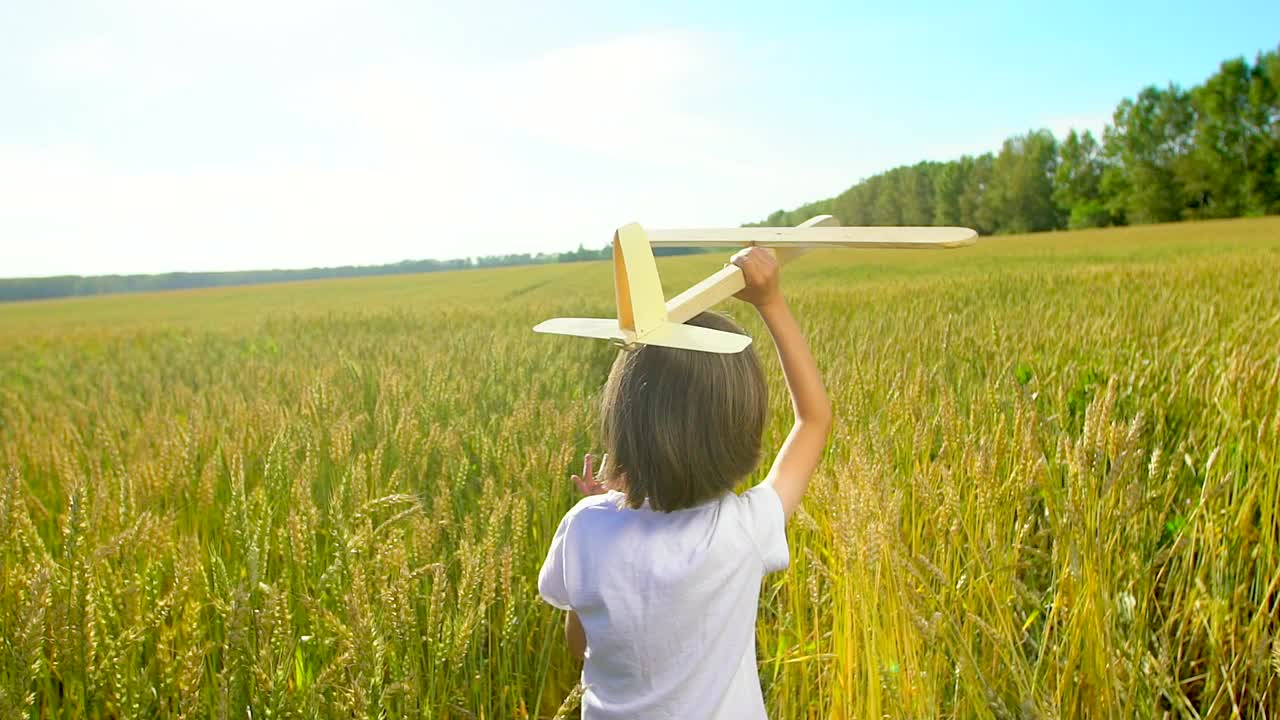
[538,483,790,719]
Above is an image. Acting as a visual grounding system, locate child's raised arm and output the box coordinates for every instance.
[732,248,833,519]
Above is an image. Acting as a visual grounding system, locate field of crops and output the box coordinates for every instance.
[2,217,1278,718]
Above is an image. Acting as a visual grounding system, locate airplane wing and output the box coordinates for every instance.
[647,225,977,249]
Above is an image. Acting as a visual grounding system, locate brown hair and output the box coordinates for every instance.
[599,311,768,512]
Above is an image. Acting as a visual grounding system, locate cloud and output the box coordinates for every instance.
[41,33,118,83]
[314,30,750,172]
[4,12,866,278]
[494,32,733,166]
[3,27,792,277]
[0,140,586,275]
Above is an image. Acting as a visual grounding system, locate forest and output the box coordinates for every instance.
[755,47,1279,233]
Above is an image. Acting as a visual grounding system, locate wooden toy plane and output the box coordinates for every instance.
[533,215,976,353]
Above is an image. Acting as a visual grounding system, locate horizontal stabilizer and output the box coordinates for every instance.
[631,323,751,354]
[533,317,751,354]
[533,318,625,342]
[648,226,977,249]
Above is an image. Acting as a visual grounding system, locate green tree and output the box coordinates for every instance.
[833,180,875,226]
[989,130,1061,233]
[762,209,791,226]
[871,172,903,225]
[1054,129,1112,228]
[959,153,997,235]
[1255,48,1280,214]
[1183,58,1255,217]
[899,162,939,225]
[1182,49,1280,217]
[1259,48,1280,212]
[932,157,971,226]
[1102,84,1194,224]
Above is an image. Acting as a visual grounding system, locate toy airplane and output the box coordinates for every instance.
[533,214,976,353]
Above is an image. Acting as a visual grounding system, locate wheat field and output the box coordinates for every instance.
[1,217,1278,718]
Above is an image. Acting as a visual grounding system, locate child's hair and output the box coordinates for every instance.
[599,311,768,512]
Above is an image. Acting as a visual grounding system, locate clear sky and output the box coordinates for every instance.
[2,1,1276,277]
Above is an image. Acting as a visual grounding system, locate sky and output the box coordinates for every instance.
[1,1,1277,278]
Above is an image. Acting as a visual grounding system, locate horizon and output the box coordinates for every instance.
[1,246,602,282]
[2,0,1277,279]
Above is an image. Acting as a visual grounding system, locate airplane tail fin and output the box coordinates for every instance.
[613,223,667,338]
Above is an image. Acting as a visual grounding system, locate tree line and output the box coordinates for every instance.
[754,47,1279,233]
[0,253,536,303]
[0,245,705,304]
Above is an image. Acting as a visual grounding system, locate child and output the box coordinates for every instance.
[538,247,832,719]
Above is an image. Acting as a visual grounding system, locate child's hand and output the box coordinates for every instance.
[572,453,609,496]
[731,247,783,309]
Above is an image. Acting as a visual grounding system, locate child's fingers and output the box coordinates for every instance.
[756,248,778,272]
[732,249,766,286]
[572,453,609,496]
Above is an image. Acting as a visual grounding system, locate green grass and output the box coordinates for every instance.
[2,216,1278,718]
